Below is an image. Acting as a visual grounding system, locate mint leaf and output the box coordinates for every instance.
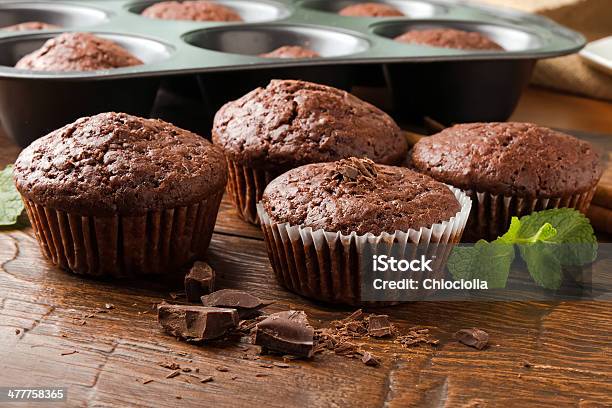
[519,208,597,266]
[519,242,562,290]
[447,208,597,292]
[448,239,515,289]
[0,165,24,226]
[498,217,521,244]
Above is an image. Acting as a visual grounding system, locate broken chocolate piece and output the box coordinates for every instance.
[361,352,380,367]
[157,304,238,341]
[184,262,215,302]
[254,311,314,358]
[454,328,489,350]
[367,315,392,338]
[201,289,272,319]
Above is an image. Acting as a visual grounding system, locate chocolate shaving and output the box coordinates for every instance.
[455,328,489,350]
[395,327,439,348]
[166,370,181,379]
[159,361,180,370]
[328,157,378,186]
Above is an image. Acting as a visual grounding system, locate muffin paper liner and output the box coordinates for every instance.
[257,186,472,305]
[226,158,279,225]
[465,186,597,241]
[21,190,224,277]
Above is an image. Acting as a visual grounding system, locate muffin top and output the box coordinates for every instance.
[15,32,143,72]
[395,28,503,50]
[259,46,320,59]
[14,112,228,215]
[262,157,461,235]
[2,21,60,31]
[339,3,404,17]
[409,122,603,198]
[141,0,242,21]
[213,80,407,170]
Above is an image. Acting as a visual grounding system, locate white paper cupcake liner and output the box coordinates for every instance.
[257,186,472,305]
[464,186,597,241]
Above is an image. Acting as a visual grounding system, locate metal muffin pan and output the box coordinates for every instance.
[0,0,585,146]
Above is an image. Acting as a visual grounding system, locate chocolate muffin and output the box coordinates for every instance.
[395,28,503,51]
[339,2,404,17]
[2,22,60,31]
[258,157,471,304]
[212,79,408,224]
[14,112,228,277]
[15,32,142,72]
[259,46,320,59]
[409,122,603,240]
[141,1,242,21]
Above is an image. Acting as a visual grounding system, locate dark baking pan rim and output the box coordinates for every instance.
[0,0,586,80]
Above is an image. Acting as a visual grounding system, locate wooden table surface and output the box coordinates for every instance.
[1,87,611,408]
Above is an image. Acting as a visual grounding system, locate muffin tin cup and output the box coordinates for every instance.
[464,187,598,242]
[21,190,224,277]
[225,159,280,225]
[257,186,472,305]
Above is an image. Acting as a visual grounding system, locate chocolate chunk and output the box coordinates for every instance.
[454,328,489,350]
[367,315,392,338]
[254,311,314,358]
[201,289,272,319]
[361,352,380,367]
[184,262,215,302]
[157,304,238,341]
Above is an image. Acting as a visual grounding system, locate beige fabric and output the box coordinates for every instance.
[469,0,612,100]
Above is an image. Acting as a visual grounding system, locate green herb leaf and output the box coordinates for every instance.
[498,217,521,244]
[448,239,515,289]
[0,165,24,226]
[518,208,597,266]
[447,208,597,291]
[519,242,562,290]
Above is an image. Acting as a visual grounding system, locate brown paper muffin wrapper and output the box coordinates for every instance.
[21,190,224,278]
[464,186,598,241]
[225,158,280,225]
[257,187,472,305]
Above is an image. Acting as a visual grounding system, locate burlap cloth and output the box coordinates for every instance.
[472,0,612,101]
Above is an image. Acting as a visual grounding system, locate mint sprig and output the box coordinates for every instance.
[448,208,597,290]
[0,165,24,226]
